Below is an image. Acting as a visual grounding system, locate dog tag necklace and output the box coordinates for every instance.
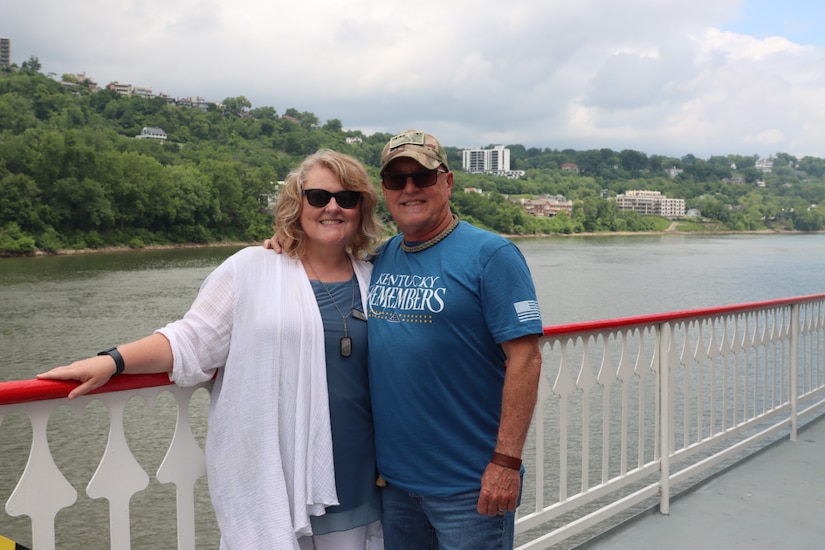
[306,259,356,357]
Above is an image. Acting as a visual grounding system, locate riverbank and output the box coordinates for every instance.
[504,227,805,240]
[3,227,817,258]
[28,241,255,257]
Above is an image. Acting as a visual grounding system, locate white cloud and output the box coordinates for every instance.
[3,0,824,158]
[696,28,812,61]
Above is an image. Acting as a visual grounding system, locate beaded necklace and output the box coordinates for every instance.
[401,215,459,253]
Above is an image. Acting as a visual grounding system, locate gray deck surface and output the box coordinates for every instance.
[580,413,825,550]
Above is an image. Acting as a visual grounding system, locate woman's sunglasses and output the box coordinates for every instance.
[381,168,448,191]
[302,189,361,209]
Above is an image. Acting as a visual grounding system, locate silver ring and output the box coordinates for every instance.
[497,507,506,515]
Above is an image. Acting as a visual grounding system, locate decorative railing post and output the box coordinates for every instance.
[86,393,150,550]
[157,388,208,550]
[790,303,800,441]
[657,320,671,515]
[5,402,78,550]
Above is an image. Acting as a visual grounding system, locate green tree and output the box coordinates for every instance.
[0,173,43,231]
[222,96,252,117]
[323,118,343,132]
[619,149,649,172]
[0,92,38,132]
[0,222,37,254]
[21,56,42,73]
[792,206,825,231]
[50,177,114,230]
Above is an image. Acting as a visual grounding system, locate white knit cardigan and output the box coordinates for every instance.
[157,246,373,550]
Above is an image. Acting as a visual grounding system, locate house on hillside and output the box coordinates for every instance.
[107,81,132,96]
[756,157,774,173]
[521,195,573,217]
[136,127,167,141]
[665,166,684,178]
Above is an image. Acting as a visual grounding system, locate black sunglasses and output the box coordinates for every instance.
[302,189,361,209]
[381,168,448,191]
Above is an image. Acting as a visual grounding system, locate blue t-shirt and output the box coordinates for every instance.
[367,221,543,496]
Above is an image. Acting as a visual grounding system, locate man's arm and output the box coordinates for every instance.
[477,333,542,516]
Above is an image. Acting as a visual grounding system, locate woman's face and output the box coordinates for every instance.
[299,165,362,252]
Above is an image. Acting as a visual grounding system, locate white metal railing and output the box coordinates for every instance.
[1,295,824,550]
[0,375,214,550]
[515,293,825,549]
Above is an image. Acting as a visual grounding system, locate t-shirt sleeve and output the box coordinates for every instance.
[481,242,544,343]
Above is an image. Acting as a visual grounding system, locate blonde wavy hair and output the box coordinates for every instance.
[273,149,383,259]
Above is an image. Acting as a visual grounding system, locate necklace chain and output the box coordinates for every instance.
[305,259,356,357]
[401,215,460,253]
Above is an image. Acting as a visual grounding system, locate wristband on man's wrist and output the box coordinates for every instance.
[490,451,522,470]
[97,347,125,376]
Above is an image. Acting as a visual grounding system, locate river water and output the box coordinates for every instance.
[1,233,824,547]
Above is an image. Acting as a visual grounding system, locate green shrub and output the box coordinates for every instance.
[0,223,37,255]
[36,227,65,252]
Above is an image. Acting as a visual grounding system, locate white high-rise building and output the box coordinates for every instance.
[462,145,511,172]
[0,38,10,68]
[463,149,488,172]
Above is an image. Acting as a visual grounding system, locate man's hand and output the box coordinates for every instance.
[477,334,541,516]
[477,462,520,516]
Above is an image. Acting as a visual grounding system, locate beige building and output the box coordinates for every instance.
[614,190,685,219]
[522,195,573,217]
[107,82,133,96]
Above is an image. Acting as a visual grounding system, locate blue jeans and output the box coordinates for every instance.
[381,483,516,550]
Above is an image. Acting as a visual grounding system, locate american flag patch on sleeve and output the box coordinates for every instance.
[514,300,541,322]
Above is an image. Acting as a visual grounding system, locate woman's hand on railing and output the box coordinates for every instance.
[36,335,175,400]
[37,356,117,399]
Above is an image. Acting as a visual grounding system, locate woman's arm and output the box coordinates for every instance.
[37,333,174,399]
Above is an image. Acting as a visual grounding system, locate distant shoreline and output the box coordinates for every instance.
[4,227,816,259]
[504,228,803,239]
[28,241,256,257]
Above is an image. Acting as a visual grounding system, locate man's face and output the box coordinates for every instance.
[381,157,453,241]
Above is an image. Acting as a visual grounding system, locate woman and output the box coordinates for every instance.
[38,150,384,550]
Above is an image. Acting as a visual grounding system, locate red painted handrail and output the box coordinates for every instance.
[542,293,825,336]
[3,293,824,406]
[0,373,175,406]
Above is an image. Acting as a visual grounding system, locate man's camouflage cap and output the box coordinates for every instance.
[380,130,449,173]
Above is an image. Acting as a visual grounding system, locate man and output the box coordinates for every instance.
[368,129,543,549]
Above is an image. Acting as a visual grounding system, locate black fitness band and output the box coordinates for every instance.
[97,347,125,376]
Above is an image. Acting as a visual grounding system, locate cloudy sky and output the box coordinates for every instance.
[3,0,824,158]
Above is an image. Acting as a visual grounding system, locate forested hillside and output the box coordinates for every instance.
[1,62,824,255]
